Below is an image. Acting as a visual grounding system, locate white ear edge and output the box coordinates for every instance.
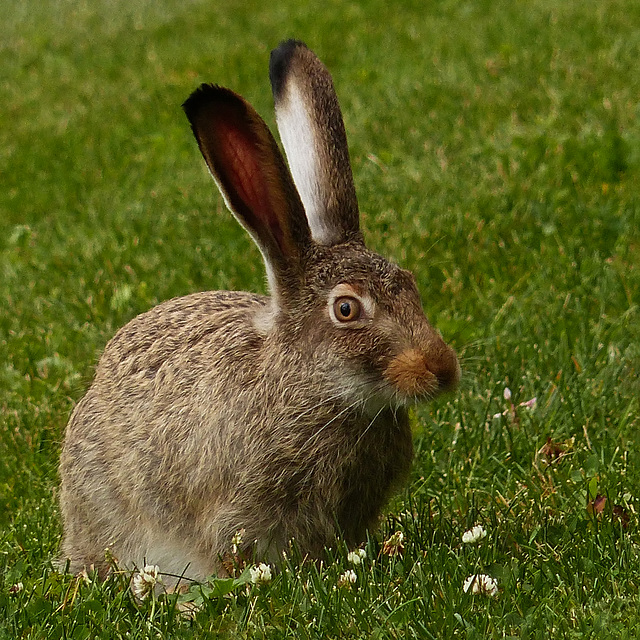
[208,171,280,298]
[275,84,334,245]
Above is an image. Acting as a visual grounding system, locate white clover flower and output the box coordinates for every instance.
[519,397,537,409]
[132,564,162,600]
[462,524,487,544]
[503,387,512,401]
[231,528,245,555]
[249,563,272,584]
[337,569,357,588]
[347,548,367,565]
[463,574,498,597]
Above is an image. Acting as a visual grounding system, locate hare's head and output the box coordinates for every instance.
[183,40,459,409]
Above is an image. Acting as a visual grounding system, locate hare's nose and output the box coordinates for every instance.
[383,341,460,399]
[428,344,460,392]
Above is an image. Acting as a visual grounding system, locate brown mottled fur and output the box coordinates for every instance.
[59,41,459,581]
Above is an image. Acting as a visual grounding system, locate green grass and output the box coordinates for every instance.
[2,0,640,637]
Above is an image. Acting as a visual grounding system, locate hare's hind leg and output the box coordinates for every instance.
[58,510,114,579]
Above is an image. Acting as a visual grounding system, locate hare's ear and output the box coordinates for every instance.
[183,84,312,294]
[270,40,361,247]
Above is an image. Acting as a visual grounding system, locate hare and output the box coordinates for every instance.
[59,40,460,581]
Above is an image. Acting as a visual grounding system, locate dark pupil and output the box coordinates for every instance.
[339,302,351,317]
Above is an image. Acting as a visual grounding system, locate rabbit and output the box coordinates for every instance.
[58,39,460,582]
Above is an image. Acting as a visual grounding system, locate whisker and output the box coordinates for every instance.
[352,402,386,451]
[457,338,495,359]
[286,390,353,427]
[292,396,365,459]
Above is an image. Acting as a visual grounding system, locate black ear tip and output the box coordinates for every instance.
[182,84,247,127]
[182,83,220,118]
[269,39,308,99]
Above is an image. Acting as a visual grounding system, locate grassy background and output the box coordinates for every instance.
[2,0,640,637]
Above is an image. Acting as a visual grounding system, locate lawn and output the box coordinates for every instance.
[1,0,640,637]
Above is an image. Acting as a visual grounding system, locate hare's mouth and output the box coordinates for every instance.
[332,345,460,416]
[333,371,429,417]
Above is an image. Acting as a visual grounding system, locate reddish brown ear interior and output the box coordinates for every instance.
[212,115,287,253]
[184,85,309,262]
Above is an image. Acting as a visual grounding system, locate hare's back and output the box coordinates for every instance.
[64,288,269,464]
[65,289,269,442]
[95,290,268,382]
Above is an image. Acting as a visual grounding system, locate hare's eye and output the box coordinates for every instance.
[333,297,361,322]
